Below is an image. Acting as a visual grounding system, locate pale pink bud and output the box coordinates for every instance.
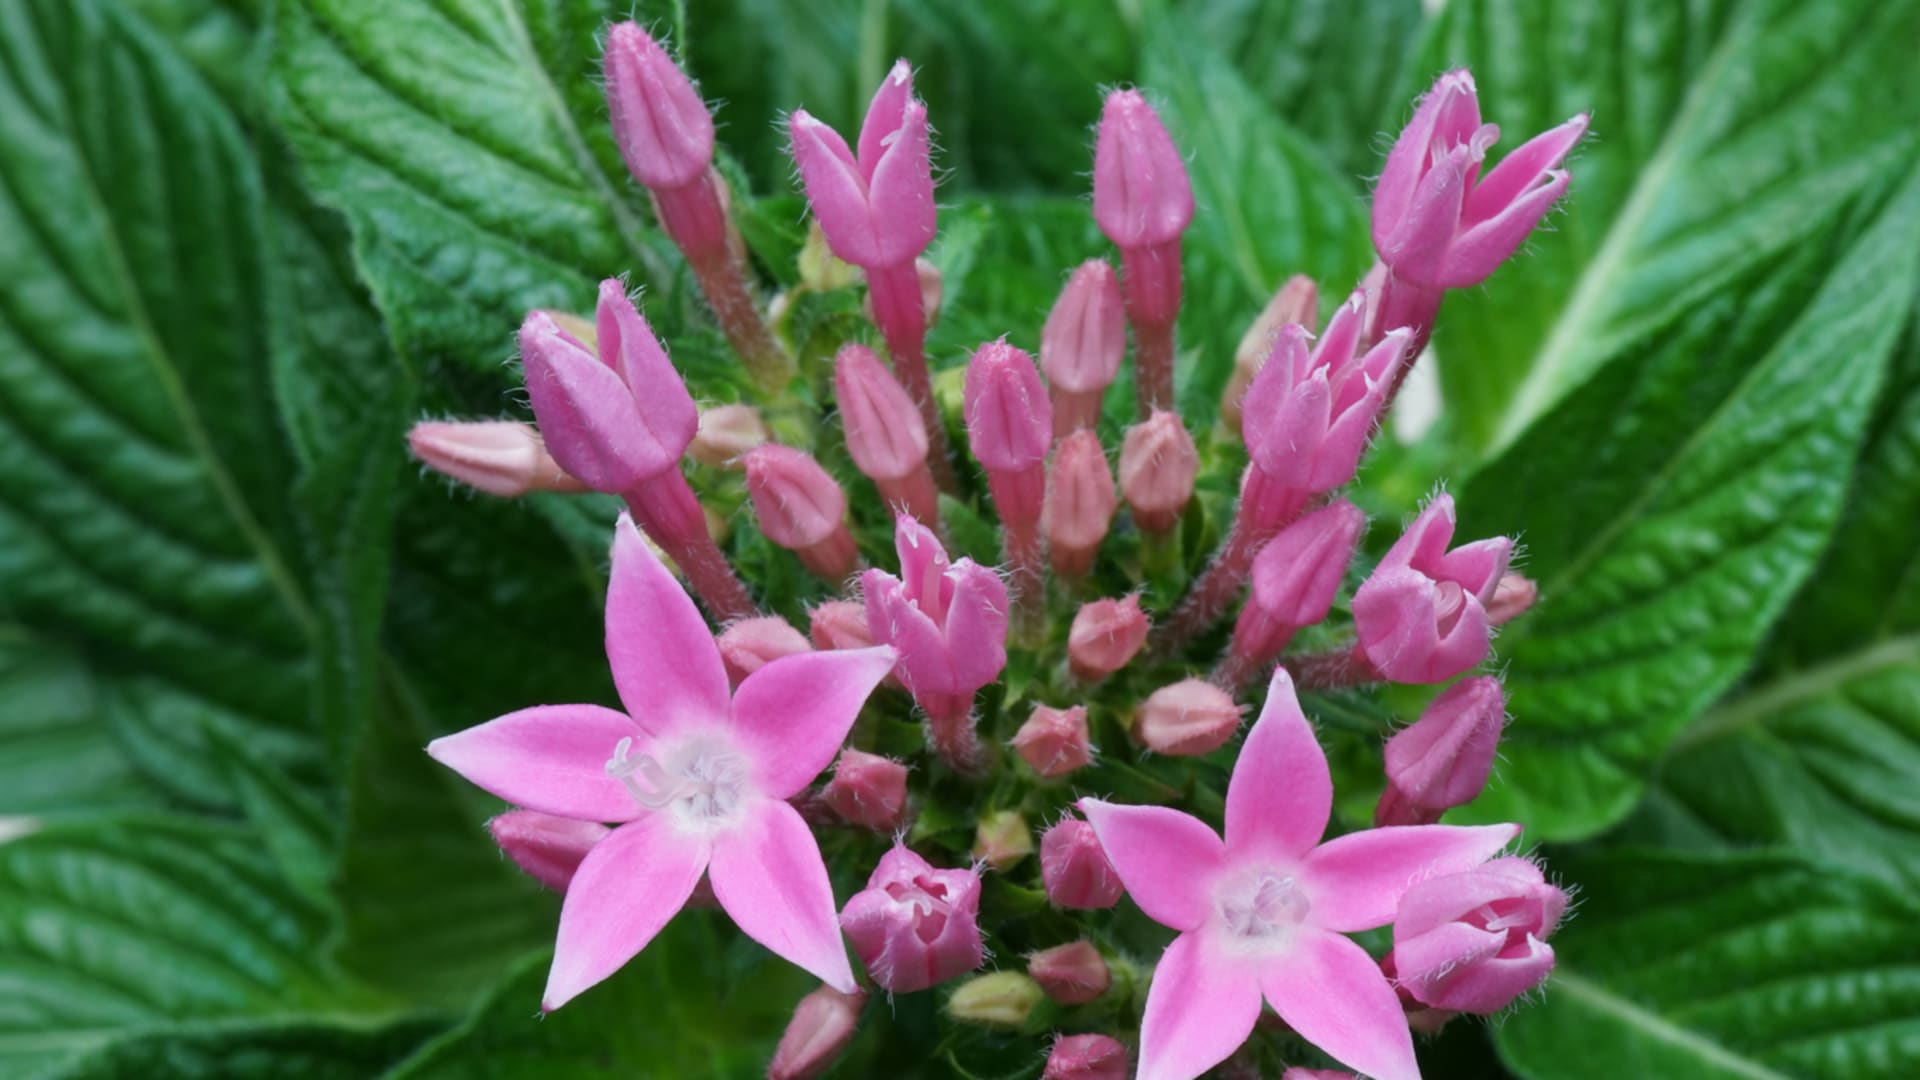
[1093,89,1193,250]
[964,341,1053,472]
[1117,410,1198,533]
[1010,704,1092,779]
[744,446,857,580]
[1044,1034,1129,1080]
[1134,678,1243,756]
[821,748,910,831]
[1042,260,1126,435]
[602,23,713,190]
[1487,572,1538,625]
[1250,499,1366,628]
[487,810,608,893]
[408,420,583,497]
[809,600,878,651]
[688,404,768,467]
[974,809,1035,871]
[835,344,929,480]
[840,844,984,992]
[1242,296,1411,494]
[715,615,812,685]
[518,311,684,491]
[1353,493,1512,683]
[1039,818,1122,909]
[788,61,936,269]
[862,515,1009,702]
[1046,430,1116,576]
[768,985,866,1080]
[1067,595,1148,681]
[1222,275,1320,434]
[1376,677,1505,826]
[1390,857,1566,1013]
[1028,941,1110,1005]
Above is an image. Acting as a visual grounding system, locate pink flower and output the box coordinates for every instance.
[715,615,813,686]
[1376,676,1506,827]
[1044,1034,1130,1080]
[1352,493,1512,684]
[835,343,939,525]
[1222,274,1320,435]
[820,749,910,832]
[1134,678,1242,757]
[743,445,858,581]
[861,514,1009,712]
[488,810,609,893]
[789,60,936,270]
[1047,429,1117,576]
[1389,857,1566,1013]
[1118,411,1198,534]
[1228,499,1367,675]
[840,843,985,992]
[1093,89,1193,253]
[1039,818,1123,910]
[1079,669,1520,1080]
[602,23,712,191]
[427,515,896,1005]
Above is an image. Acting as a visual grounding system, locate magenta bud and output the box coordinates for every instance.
[744,446,858,581]
[1282,1070,1361,1080]
[788,63,936,270]
[1041,260,1126,435]
[1028,940,1110,1005]
[840,844,985,992]
[715,615,813,686]
[1242,296,1411,494]
[1377,677,1506,826]
[1046,430,1116,576]
[688,404,769,467]
[594,279,701,434]
[1067,595,1149,681]
[1134,678,1243,756]
[809,600,879,651]
[1093,89,1193,251]
[602,23,713,191]
[1117,410,1198,533]
[862,515,1010,702]
[821,748,910,831]
[1039,818,1123,909]
[1487,572,1538,625]
[835,344,929,480]
[1251,499,1367,628]
[973,809,1036,872]
[768,984,866,1080]
[487,810,609,893]
[1390,857,1566,1013]
[1223,275,1321,434]
[1353,493,1513,683]
[518,312,681,491]
[964,341,1054,472]
[1043,1034,1130,1080]
[407,420,583,497]
[1011,704,1092,779]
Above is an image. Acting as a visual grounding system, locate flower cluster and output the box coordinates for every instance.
[414,26,1583,1080]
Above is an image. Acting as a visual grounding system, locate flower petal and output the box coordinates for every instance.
[730,646,898,798]
[427,704,642,822]
[607,514,731,736]
[543,813,709,1010]
[1261,929,1420,1080]
[1137,931,1262,1080]
[1076,799,1226,931]
[1302,823,1521,932]
[1224,669,1332,862]
[710,798,858,992]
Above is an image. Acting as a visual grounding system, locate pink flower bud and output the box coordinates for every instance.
[1046,430,1116,576]
[1039,818,1122,909]
[768,985,866,1080]
[1242,295,1411,494]
[788,61,936,270]
[1353,493,1512,683]
[408,420,583,497]
[862,515,1010,704]
[1282,1070,1360,1080]
[1028,941,1110,1005]
[1487,572,1538,625]
[1067,595,1148,681]
[1389,857,1566,1013]
[973,809,1035,871]
[1251,499,1366,628]
[1222,275,1320,434]
[714,615,812,686]
[1376,677,1505,826]
[1010,705,1092,779]
[835,344,929,481]
[1093,90,1193,251]
[1042,260,1126,435]
[964,341,1053,472]
[602,23,712,190]
[744,446,858,581]
[809,600,879,651]
[687,404,768,467]
[1134,678,1243,756]
[487,810,608,893]
[840,844,984,992]
[1117,411,1198,533]
[518,311,684,491]
[821,749,910,831]
[1044,1034,1130,1080]
[593,280,701,432]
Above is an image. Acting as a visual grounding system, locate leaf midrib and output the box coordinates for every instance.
[1544,970,1794,1080]
[1667,633,1920,754]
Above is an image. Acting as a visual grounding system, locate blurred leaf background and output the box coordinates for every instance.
[1,0,1917,1076]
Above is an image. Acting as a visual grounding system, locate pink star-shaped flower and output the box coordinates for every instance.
[1079,670,1520,1080]
[428,514,896,1007]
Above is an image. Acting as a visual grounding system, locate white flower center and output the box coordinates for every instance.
[1215,870,1311,949]
[606,734,750,830]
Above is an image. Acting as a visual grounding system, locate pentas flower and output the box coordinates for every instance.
[1079,669,1520,1080]
[1353,493,1513,684]
[863,514,1010,716]
[1389,856,1567,1013]
[840,843,985,992]
[788,60,935,272]
[427,515,896,1005]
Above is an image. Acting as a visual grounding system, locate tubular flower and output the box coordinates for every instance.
[1353,493,1513,683]
[788,60,936,272]
[840,843,985,993]
[1389,856,1567,1013]
[427,515,896,1005]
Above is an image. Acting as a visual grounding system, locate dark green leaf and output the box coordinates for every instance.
[41,1016,440,1080]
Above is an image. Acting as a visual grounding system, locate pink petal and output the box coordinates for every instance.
[1437,536,1513,600]
[1439,169,1571,289]
[543,812,709,1009]
[427,704,642,823]
[606,515,731,737]
[1224,669,1332,862]
[1137,931,1262,1080]
[790,110,882,267]
[941,560,1010,692]
[1076,799,1226,931]
[1380,143,1468,285]
[1302,823,1521,932]
[1464,114,1588,228]
[1308,293,1365,379]
[593,280,698,457]
[856,59,915,179]
[709,798,858,992]
[863,571,956,695]
[864,99,938,267]
[730,646,898,799]
[1261,930,1420,1080]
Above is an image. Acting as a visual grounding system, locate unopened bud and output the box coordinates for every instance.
[1093,90,1193,251]
[1376,677,1505,826]
[947,972,1043,1029]
[1044,1034,1129,1080]
[602,23,713,191]
[715,616,812,685]
[1067,595,1149,681]
[1042,260,1126,435]
[1010,705,1092,779]
[1221,275,1319,434]
[1046,430,1116,576]
[487,810,608,893]
[973,809,1035,871]
[1135,678,1243,756]
[408,420,584,497]
[1039,818,1122,909]
[743,446,858,581]
[809,600,879,651]
[1281,1070,1361,1080]
[1027,940,1109,1005]
[768,985,865,1080]
[689,404,769,467]
[1117,411,1197,533]
[821,749,910,831]
[964,341,1053,472]
[1487,572,1538,625]
[835,344,929,481]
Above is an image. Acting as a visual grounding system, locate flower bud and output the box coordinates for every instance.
[821,748,910,832]
[973,809,1035,871]
[1010,704,1092,779]
[948,972,1044,1029]
[688,404,768,467]
[535,308,597,350]
[1067,595,1148,681]
[1242,297,1410,494]
[789,60,936,270]
[602,23,713,190]
[1046,430,1116,576]
[408,420,583,497]
[1093,90,1193,251]
[1376,677,1505,826]
[862,515,1010,704]
[1281,1070,1360,1080]
[743,446,857,581]
[1389,857,1567,1013]
[841,844,984,992]
[964,341,1053,472]
[1134,678,1243,756]
[768,985,865,1080]
[1027,940,1110,1005]
[487,810,609,893]
[808,600,878,651]
[715,616,812,686]
[592,281,701,447]
[1044,1035,1129,1080]
[1039,818,1122,910]
[1117,411,1197,533]
[1353,493,1512,683]
[1251,499,1366,627]
[1222,275,1320,434]
[518,312,676,491]
[1487,572,1538,625]
[835,344,929,481]
[1042,260,1126,435]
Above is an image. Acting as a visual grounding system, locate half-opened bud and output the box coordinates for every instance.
[947,972,1043,1029]
[1042,260,1126,435]
[821,748,910,831]
[1039,818,1122,909]
[744,446,858,581]
[1027,940,1110,1005]
[1250,499,1366,628]
[1117,411,1197,533]
[602,23,713,190]
[1067,595,1148,681]
[1376,676,1505,826]
[809,600,879,651]
[1046,430,1116,576]
[518,312,675,491]
[715,615,812,685]
[688,404,768,467]
[841,844,984,992]
[1044,1034,1130,1080]
[768,984,865,1080]
[1390,857,1566,1013]
[408,420,583,497]
[1010,704,1092,779]
[488,810,608,893]
[974,809,1035,871]
[1353,494,1512,683]
[1135,678,1242,756]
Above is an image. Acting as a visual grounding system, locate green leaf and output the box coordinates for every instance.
[1495,848,1920,1080]
[40,1016,440,1080]
[1453,161,1920,839]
